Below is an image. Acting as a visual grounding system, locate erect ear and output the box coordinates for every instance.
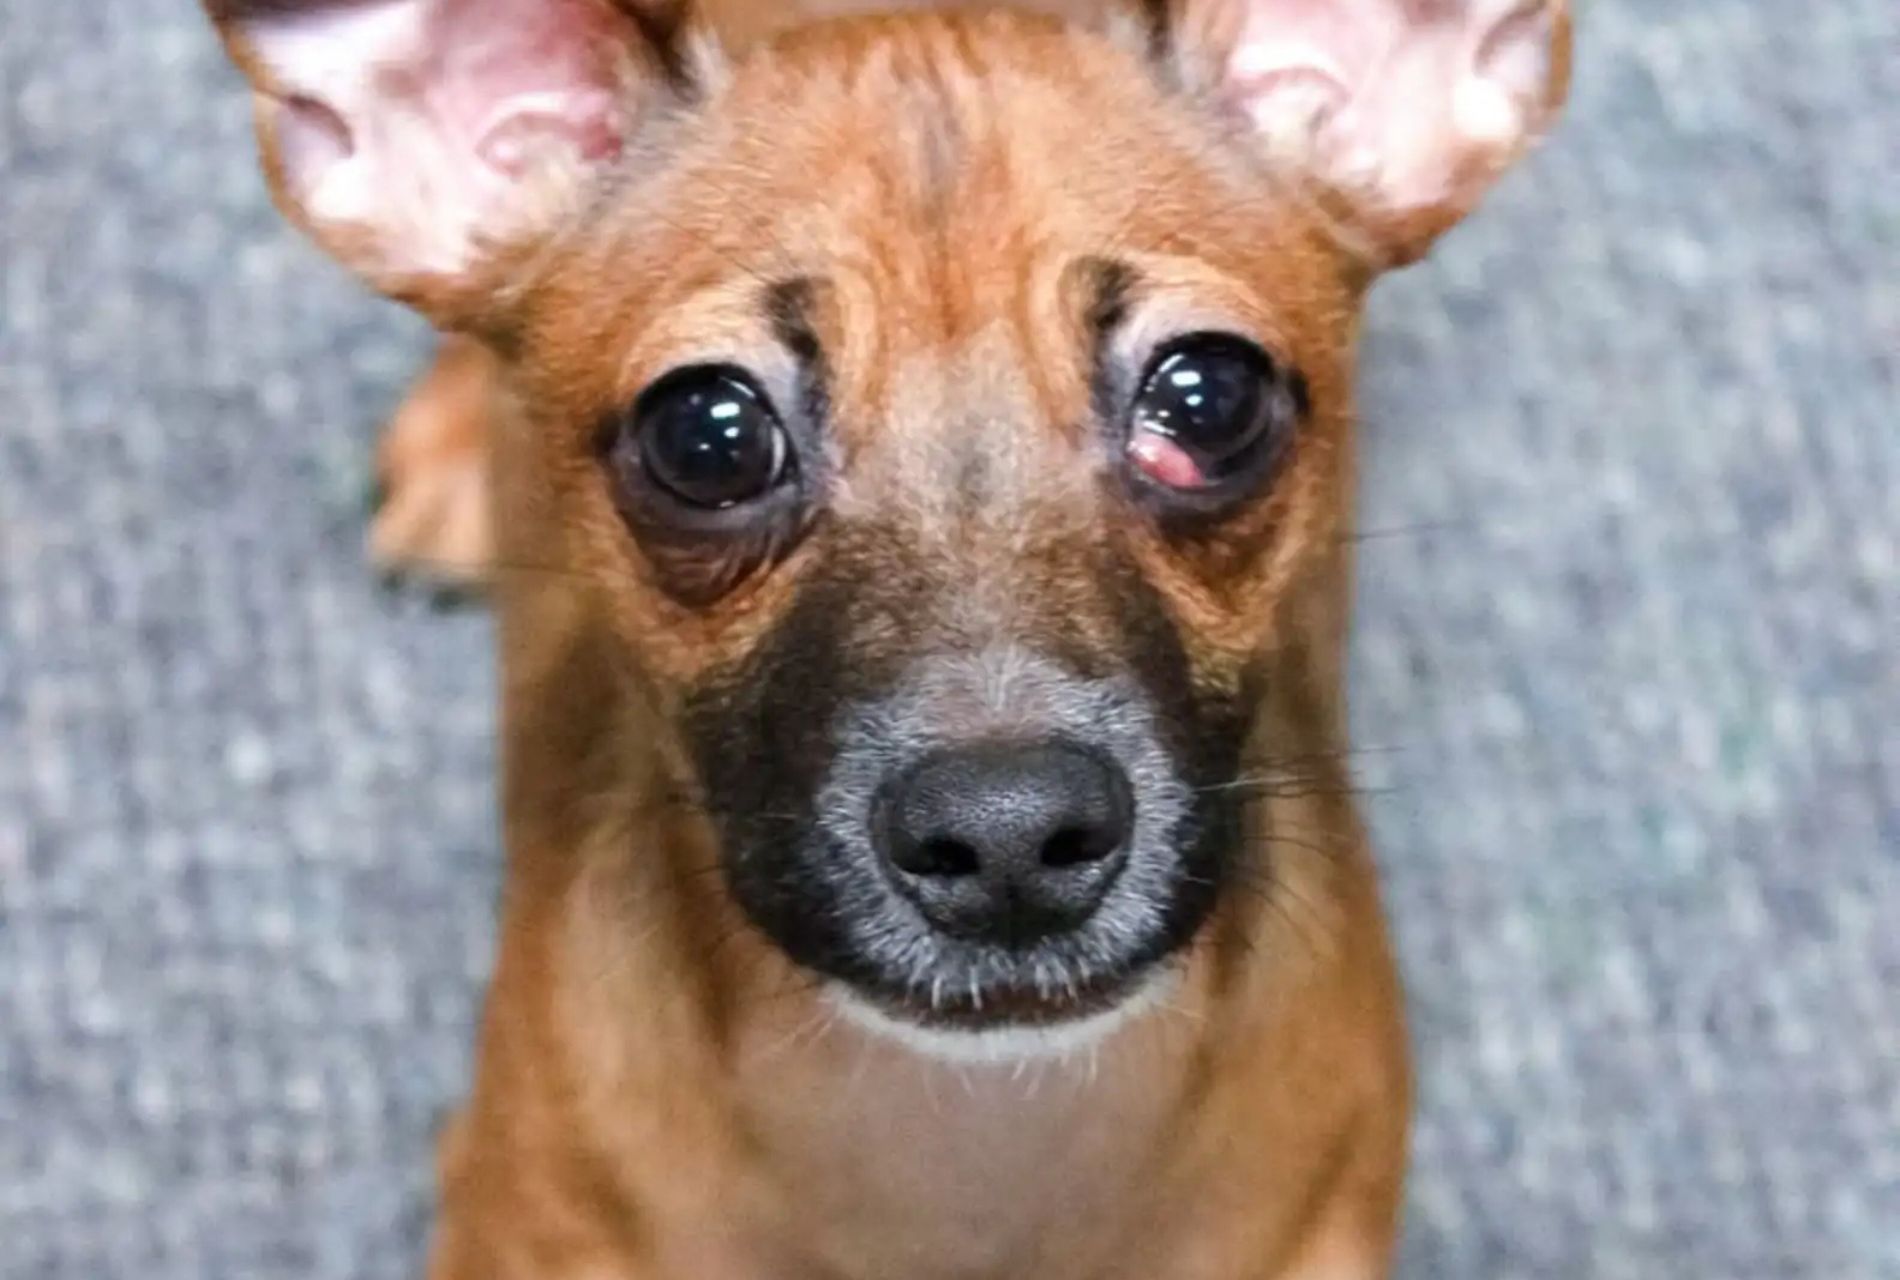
[1167,0,1572,270]
[204,0,700,324]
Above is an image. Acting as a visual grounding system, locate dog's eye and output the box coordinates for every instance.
[627,366,790,510]
[1126,335,1300,493]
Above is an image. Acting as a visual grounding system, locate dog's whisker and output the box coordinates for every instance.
[1193,775,1392,801]
[382,553,597,587]
[1330,518,1486,547]
[1231,743,1404,769]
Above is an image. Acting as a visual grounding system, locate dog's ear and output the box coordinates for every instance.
[204,0,703,324]
[1163,0,1571,269]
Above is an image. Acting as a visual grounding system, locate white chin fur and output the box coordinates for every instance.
[825,973,1174,1067]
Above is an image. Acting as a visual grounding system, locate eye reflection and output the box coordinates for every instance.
[612,366,792,511]
[1125,334,1300,495]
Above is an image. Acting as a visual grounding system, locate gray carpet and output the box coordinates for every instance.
[2,1,1895,1276]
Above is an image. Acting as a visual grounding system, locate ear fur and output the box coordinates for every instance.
[204,0,706,323]
[1161,0,1573,268]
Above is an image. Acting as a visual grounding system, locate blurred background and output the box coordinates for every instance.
[2,1,1894,1276]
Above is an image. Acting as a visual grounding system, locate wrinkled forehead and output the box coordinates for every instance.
[517,12,1352,424]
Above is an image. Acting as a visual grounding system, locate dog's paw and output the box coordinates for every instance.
[369,336,497,587]
[370,454,491,589]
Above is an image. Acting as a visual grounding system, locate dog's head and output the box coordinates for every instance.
[209,0,1568,1040]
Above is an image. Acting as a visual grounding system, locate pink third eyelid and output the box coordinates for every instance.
[1128,433,1211,491]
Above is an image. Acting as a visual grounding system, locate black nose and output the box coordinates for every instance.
[876,739,1134,946]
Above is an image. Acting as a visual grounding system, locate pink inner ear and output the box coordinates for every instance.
[241,0,634,284]
[1222,0,1562,254]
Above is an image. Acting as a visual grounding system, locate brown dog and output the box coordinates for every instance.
[205,1,1569,1275]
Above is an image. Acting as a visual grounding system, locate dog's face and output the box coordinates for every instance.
[210,0,1567,1035]
[529,18,1366,1027]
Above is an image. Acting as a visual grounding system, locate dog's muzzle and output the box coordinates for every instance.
[807,646,1199,1030]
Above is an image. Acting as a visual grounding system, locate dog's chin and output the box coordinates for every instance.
[824,967,1178,1065]
[724,806,1230,1062]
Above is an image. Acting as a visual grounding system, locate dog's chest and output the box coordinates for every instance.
[724,1022,1194,1279]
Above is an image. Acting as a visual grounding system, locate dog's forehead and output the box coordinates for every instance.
[536,9,1345,371]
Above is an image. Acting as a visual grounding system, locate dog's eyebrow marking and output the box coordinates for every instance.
[1135,0,1175,65]
[1084,257,1137,336]
[764,277,829,426]
[1083,257,1139,424]
[626,0,701,99]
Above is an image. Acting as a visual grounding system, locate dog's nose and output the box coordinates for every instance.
[876,739,1134,946]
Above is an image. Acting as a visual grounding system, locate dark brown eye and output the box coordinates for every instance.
[1126,335,1300,492]
[627,366,789,510]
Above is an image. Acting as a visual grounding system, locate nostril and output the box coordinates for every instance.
[1039,823,1120,869]
[896,836,984,879]
[875,738,1137,935]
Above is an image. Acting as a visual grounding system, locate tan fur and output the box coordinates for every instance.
[203,2,1572,1276]
[446,15,1405,1278]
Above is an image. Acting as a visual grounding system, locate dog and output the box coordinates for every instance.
[203,1,1570,1275]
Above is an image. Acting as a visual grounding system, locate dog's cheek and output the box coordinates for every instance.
[676,570,915,977]
[681,617,838,913]
[1085,556,1254,966]
[1101,552,1253,810]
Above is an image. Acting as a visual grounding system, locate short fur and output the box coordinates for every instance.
[202,1,1571,1276]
